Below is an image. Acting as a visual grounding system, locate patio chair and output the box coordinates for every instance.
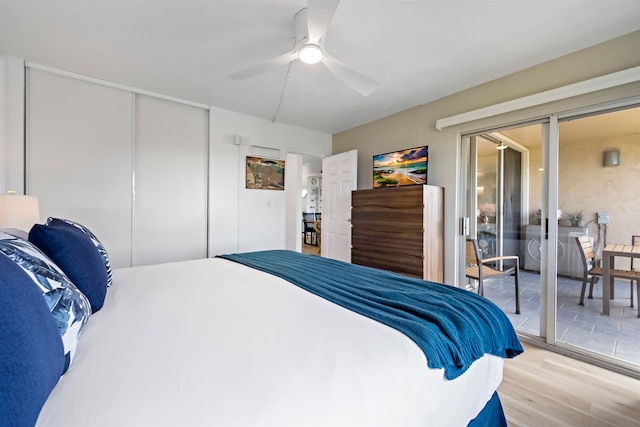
[632,235,640,275]
[465,238,520,314]
[631,235,640,313]
[574,236,638,312]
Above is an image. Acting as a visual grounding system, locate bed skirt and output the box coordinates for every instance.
[468,392,507,427]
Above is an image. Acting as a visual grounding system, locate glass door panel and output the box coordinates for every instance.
[556,106,640,367]
[464,124,543,338]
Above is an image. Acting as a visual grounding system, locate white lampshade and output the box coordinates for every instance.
[0,194,40,231]
[299,44,322,64]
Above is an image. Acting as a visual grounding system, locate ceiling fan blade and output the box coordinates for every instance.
[321,54,379,96]
[227,50,298,81]
[307,0,340,43]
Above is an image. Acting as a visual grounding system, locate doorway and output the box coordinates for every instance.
[285,153,323,254]
[286,150,357,262]
[301,155,323,255]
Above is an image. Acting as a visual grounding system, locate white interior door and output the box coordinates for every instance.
[321,150,357,262]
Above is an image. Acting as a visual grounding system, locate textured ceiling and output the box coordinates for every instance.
[1,0,639,134]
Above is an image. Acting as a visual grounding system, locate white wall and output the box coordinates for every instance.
[208,107,331,256]
[301,156,323,212]
[0,56,25,194]
[0,56,332,258]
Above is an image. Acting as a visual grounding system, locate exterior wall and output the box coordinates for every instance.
[332,30,640,285]
[559,132,640,257]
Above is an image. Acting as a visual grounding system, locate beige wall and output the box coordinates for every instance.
[333,30,640,285]
[528,130,640,256]
[559,131,640,249]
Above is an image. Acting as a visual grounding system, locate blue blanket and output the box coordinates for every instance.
[218,250,523,380]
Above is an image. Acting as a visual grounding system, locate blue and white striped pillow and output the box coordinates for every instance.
[0,231,91,373]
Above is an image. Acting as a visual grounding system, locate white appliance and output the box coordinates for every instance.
[523,225,589,278]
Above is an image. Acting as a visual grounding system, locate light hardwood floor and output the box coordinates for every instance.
[499,342,640,427]
[302,241,320,255]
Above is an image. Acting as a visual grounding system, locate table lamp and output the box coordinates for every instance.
[0,192,41,231]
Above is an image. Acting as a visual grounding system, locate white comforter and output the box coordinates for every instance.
[38,257,503,426]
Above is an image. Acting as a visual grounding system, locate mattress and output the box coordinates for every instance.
[37,257,504,426]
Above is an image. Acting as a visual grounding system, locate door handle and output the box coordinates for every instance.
[545,218,549,240]
[459,217,469,236]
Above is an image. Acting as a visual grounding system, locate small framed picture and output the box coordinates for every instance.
[246,156,285,190]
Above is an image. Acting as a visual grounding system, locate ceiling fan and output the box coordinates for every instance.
[226,0,379,96]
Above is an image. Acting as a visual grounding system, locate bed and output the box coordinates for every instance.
[0,223,522,427]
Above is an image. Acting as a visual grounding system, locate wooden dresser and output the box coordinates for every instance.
[351,185,444,282]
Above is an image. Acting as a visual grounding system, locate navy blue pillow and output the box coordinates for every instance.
[29,223,108,313]
[47,218,113,287]
[0,253,65,426]
[0,231,91,373]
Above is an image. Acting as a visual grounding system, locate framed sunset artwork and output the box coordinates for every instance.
[373,146,427,188]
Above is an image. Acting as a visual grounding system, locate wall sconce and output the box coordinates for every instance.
[603,150,620,167]
[0,192,41,230]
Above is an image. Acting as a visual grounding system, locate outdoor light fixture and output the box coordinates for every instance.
[603,149,620,167]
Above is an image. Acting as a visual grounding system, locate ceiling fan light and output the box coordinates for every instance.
[299,44,322,64]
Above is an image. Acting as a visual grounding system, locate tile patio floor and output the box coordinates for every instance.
[478,270,640,366]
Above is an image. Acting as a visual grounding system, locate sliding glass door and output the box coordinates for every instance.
[461,102,640,372]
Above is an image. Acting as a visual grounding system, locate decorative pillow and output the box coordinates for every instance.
[0,253,65,426]
[30,223,108,313]
[46,218,113,287]
[0,231,91,373]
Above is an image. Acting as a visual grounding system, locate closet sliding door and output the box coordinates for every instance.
[26,67,209,268]
[133,95,208,266]
[26,69,134,268]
